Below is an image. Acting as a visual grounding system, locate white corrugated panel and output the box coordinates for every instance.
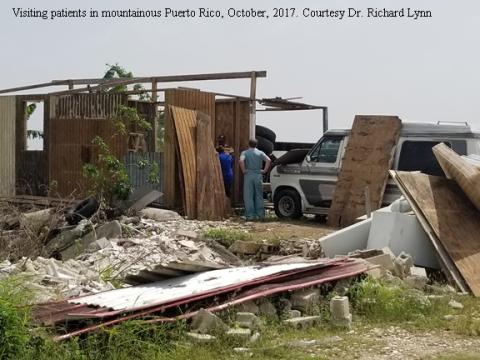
[0,96,16,196]
[69,262,320,310]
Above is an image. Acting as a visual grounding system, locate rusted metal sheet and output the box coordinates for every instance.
[125,152,163,196]
[164,89,215,210]
[0,96,16,196]
[48,94,128,197]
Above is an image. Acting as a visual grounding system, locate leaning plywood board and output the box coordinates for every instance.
[433,143,480,211]
[393,171,480,296]
[196,112,228,220]
[327,116,401,227]
[170,106,197,219]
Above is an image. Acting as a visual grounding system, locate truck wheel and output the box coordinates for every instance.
[274,189,303,219]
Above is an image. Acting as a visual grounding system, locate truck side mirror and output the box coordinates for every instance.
[305,155,311,162]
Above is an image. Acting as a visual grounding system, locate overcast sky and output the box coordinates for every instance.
[2,0,480,143]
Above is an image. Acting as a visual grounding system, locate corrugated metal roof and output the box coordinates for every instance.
[69,262,320,310]
[0,96,16,196]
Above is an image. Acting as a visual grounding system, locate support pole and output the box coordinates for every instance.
[249,71,257,139]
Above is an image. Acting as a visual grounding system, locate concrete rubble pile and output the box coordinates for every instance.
[0,207,243,302]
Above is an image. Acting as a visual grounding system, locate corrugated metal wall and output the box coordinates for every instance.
[48,94,128,197]
[0,96,16,196]
[125,152,163,199]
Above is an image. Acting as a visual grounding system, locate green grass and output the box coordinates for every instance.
[201,228,253,248]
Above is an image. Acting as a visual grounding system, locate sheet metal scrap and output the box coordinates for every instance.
[33,258,367,340]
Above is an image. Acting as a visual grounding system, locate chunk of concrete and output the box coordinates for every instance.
[191,309,228,334]
[128,189,162,211]
[365,253,395,274]
[319,217,371,257]
[236,312,261,330]
[284,316,321,329]
[226,328,252,340]
[140,207,182,221]
[176,230,198,239]
[393,252,414,279]
[404,274,428,290]
[287,310,302,319]
[330,296,352,328]
[448,299,464,310]
[332,279,352,296]
[186,332,216,344]
[236,301,259,315]
[20,208,55,231]
[87,237,112,252]
[258,300,277,318]
[229,241,261,255]
[291,288,320,313]
[43,226,84,256]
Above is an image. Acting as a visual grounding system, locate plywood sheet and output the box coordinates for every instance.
[170,106,197,219]
[327,115,401,227]
[0,96,16,196]
[164,89,215,209]
[196,112,228,220]
[395,171,480,296]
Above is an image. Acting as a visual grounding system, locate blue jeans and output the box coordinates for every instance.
[243,171,264,220]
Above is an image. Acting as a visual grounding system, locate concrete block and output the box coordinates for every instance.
[287,310,302,319]
[291,288,320,313]
[226,328,252,340]
[284,316,321,329]
[229,241,261,255]
[87,237,112,252]
[448,300,464,310]
[235,301,259,315]
[404,274,428,290]
[332,279,352,296]
[330,296,352,328]
[411,266,427,277]
[249,332,261,343]
[190,309,228,334]
[140,207,182,221]
[258,300,277,318]
[236,312,261,330]
[319,217,371,257]
[393,252,414,278]
[186,332,216,344]
[365,253,395,274]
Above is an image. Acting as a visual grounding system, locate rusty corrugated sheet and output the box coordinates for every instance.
[0,96,16,196]
[164,89,216,209]
[125,152,163,196]
[48,94,128,197]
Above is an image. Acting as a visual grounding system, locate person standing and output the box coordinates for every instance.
[218,146,233,197]
[239,139,271,220]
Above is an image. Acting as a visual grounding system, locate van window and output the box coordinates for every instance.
[309,136,342,163]
[398,141,451,176]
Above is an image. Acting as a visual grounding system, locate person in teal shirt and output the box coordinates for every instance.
[239,139,271,220]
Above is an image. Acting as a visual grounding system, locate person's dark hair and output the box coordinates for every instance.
[218,145,225,153]
[218,135,226,146]
[248,139,258,148]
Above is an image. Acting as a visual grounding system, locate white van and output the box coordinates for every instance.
[270,122,480,219]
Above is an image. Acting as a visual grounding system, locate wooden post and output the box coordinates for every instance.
[151,81,158,152]
[68,81,74,90]
[249,71,257,139]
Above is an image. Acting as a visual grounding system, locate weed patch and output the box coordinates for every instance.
[202,228,253,248]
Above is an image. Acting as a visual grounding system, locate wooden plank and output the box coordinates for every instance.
[433,143,480,211]
[170,106,197,219]
[390,171,469,293]
[196,112,228,220]
[327,115,401,227]
[394,171,480,295]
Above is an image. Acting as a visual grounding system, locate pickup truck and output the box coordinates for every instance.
[270,122,480,219]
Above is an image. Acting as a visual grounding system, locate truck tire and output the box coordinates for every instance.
[65,197,99,225]
[273,149,309,166]
[255,125,276,143]
[274,188,303,219]
[256,135,274,155]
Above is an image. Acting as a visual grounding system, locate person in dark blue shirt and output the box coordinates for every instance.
[218,146,234,197]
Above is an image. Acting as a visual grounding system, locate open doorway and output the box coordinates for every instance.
[26,101,44,151]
